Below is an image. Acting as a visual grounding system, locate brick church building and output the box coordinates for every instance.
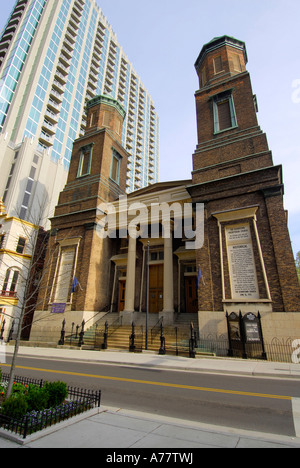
[30,36,300,345]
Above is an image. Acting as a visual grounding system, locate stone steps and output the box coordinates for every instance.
[67,312,199,353]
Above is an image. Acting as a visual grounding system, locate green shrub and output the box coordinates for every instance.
[11,382,28,395]
[44,381,68,407]
[0,380,69,420]
[1,393,28,418]
[26,385,49,412]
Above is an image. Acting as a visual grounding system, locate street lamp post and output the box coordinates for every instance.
[145,241,150,350]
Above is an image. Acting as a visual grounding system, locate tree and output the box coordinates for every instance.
[4,223,48,398]
[1,196,74,398]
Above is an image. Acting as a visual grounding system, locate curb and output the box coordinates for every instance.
[0,407,101,446]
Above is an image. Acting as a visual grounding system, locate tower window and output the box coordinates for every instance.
[213,56,224,74]
[232,54,242,72]
[110,149,122,184]
[200,67,207,87]
[77,144,94,177]
[217,100,232,130]
[16,237,26,254]
[213,91,237,133]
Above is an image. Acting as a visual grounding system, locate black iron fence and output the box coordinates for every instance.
[190,335,298,363]
[56,316,299,364]
[0,374,101,439]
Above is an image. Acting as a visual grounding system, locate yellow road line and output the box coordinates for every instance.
[1,363,291,401]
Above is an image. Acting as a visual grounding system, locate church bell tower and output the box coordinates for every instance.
[188,35,300,317]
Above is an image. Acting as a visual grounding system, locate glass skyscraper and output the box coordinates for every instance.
[0,0,159,225]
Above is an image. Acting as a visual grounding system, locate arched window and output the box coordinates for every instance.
[1,268,20,297]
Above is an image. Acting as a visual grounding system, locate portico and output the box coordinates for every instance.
[109,180,198,325]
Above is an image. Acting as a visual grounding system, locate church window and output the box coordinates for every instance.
[213,56,224,74]
[77,144,93,177]
[53,246,76,303]
[89,111,97,127]
[233,54,242,72]
[110,149,122,184]
[213,91,237,133]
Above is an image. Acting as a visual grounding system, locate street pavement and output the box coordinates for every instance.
[1,345,300,449]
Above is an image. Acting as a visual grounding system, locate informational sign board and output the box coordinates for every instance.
[243,312,261,343]
[51,303,66,314]
[226,224,259,300]
[226,311,267,359]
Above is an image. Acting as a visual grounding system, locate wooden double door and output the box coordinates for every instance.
[118,268,198,314]
[118,265,163,313]
[184,276,198,314]
[118,280,126,312]
[149,264,164,313]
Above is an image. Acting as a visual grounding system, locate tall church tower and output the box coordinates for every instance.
[31,96,129,339]
[188,36,300,319]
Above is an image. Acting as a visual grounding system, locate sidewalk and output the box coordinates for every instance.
[1,345,300,449]
[5,344,300,379]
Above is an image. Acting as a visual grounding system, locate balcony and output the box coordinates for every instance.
[61,45,73,61]
[39,131,53,147]
[86,86,95,98]
[45,108,59,124]
[63,36,75,52]
[55,70,67,85]
[57,61,69,76]
[67,23,78,38]
[42,120,56,135]
[50,87,63,103]
[47,99,61,113]
[0,290,17,298]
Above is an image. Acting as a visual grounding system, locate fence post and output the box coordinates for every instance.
[58,319,66,345]
[129,322,136,352]
[102,321,108,349]
[175,326,178,356]
[258,312,267,360]
[189,322,196,358]
[226,311,234,357]
[239,311,247,359]
[159,323,166,355]
[23,414,30,439]
[78,320,85,347]
[70,322,75,345]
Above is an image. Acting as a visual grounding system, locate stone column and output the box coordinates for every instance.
[161,235,174,324]
[123,235,136,321]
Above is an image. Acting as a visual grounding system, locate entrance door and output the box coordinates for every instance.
[149,264,163,313]
[118,280,126,312]
[185,276,198,314]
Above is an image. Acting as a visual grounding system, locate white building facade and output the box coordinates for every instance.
[0,199,40,340]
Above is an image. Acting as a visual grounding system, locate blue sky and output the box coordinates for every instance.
[1,0,300,256]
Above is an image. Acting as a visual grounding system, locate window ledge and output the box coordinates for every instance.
[214,125,239,136]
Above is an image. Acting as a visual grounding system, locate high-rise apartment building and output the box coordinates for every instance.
[0,0,159,226]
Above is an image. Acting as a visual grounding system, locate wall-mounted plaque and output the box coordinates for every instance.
[226,224,259,300]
